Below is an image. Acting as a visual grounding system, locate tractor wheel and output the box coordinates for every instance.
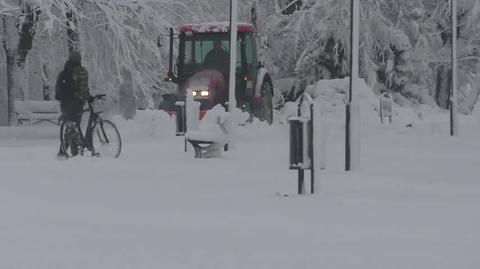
[259,81,274,125]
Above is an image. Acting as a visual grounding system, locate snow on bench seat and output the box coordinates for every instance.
[185,129,229,145]
[14,100,61,125]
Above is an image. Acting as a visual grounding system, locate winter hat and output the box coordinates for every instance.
[69,51,82,64]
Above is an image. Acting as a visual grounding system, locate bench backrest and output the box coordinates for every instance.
[14,101,32,114]
[14,100,60,114]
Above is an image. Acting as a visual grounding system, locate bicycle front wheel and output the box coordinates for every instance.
[92,120,122,158]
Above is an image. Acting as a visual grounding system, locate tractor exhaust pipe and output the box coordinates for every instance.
[167,27,174,81]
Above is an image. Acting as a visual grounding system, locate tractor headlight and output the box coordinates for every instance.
[189,87,210,98]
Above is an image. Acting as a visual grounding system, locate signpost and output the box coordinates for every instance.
[229,0,238,112]
[346,0,361,171]
[379,92,393,124]
[450,0,458,136]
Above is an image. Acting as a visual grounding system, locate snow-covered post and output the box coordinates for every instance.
[450,0,458,136]
[186,89,200,133]
[185,88,200,152]
[228,0,238,112]
[346,0,361,171]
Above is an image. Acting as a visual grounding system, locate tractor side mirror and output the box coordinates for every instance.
[164,63,178,83]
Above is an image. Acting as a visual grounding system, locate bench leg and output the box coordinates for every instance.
[194,147,202,158]
[188,140,228,158]
[33,119,59,125]
[189,140,213,158]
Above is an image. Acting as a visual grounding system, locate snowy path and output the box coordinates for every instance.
[1,114,479,269]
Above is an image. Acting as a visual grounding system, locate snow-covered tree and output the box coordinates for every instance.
[257,0,480,113]
[3,0,480,124]
[0,0,189,124]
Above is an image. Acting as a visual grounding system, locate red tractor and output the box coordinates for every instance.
[160,22,274,124]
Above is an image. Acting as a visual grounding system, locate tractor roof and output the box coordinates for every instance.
[179,22,256,34]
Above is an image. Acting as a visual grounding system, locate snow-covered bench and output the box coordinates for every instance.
[14,100,61,125]
[186,132,229,158]
[185,107,230,158]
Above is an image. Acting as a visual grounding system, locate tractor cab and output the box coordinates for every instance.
[160,22,273,124]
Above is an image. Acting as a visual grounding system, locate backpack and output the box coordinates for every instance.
[55,66,89,101]
[55,71,74,101]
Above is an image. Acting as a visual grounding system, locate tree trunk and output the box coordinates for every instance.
[66,9,80,53]
[1,4,39,125]
[0,43,7,126]
[2,16,16,125]
[435,65,452,109]
[119,68,136,119]
[42,62,51,100]
[4,48,28,125]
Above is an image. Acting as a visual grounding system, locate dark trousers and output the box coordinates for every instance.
[58,112,82,156]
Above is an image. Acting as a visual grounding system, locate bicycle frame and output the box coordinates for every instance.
[61,95,106,153]
[59,94,123,158]
[82,106,99,150]
[83,97,110,151]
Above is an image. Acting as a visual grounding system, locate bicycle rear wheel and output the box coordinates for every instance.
[60,121,81,157]
[92,119,122,158]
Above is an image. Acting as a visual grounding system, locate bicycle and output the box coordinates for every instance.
[59,94,122,158]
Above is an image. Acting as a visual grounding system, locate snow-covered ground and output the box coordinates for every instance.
[1,80,480,268]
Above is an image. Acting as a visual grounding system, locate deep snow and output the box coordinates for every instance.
[1,80,480,268]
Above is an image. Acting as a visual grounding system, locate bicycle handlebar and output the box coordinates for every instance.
[88,94,106,103]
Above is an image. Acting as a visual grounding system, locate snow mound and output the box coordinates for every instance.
[113,109,175,141]
[305,78,376,113]
[0,124,58,142]
[303,78,379,129]
[186,105,230,144]
[300,77,480,135]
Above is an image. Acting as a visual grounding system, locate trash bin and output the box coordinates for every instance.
[289,116,312,170]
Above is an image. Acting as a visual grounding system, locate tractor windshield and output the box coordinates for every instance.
[178,33,256,77]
